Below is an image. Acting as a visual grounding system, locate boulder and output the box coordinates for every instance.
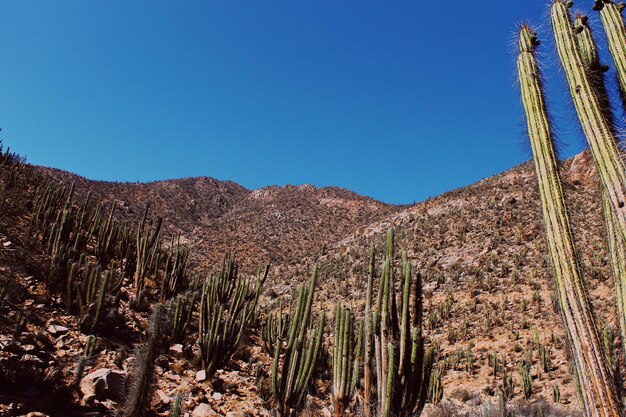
[80,368,126,404]
[193,403,219,417]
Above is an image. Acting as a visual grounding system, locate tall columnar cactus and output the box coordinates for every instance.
[575,13,626,359]
[367,229,434,417]
[198,262,268,377]
[332,303,361,417]
[517,24,623,416]
[593,0,626,109]
[362,243,375,417]
[551,0,626,253]
[160,236,190,301]
[271,268,325,417]
[260,303,290,355]
[133,204,162,306]
[125,303,165,417]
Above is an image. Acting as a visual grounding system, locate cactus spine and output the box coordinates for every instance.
[551,0,626,254]
[575,12,626,359]
[517,23,623,416]
[594,0,626,108]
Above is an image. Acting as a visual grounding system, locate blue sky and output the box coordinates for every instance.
[1,1,618,204]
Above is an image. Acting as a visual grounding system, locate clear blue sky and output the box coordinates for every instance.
[2,1,615,204]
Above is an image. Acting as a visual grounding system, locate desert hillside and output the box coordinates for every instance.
[0,149,615,417]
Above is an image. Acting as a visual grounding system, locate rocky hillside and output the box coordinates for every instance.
[41,167,400,267]
[0,149,618,417]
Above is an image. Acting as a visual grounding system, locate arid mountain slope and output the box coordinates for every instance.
[2,150,617,417]
[40,167,400,267]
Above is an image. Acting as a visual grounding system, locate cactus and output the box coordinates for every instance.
[260,303,290,355]
[575,12,626,358]
[552,0,626,251]
[366,229,434,417]
[363,243,375,417]
[519,360,533,400]
[89,268,111,333]
[270,268,325,417]
[94,202,119,269]
[332,303,360,417]
[594,0,626,109]
[554,384,561,403]
[539,344,552,373]
[133,204,162,306]
[169,394,183,417]
[73,335,97,389]
[160,235,189,301]
[169,292,196,344]
[124,303,165,417]
[518,22,623,416]
[198,261,268,377]
[499,368,515,401]
[427,366,443,406]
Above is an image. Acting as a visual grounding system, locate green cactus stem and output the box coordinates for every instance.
[575,11,626,362]
[552,0,626,254]
[518,22,623,416]
[594,0,626,109]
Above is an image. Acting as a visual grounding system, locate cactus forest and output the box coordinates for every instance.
[4,1,626,417]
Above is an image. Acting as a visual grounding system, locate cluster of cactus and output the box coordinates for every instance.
[198,257,268,377]
[269,268,325,417]
[331,303,362,417]
[65,255,120,333]
[499,368,515,402]
[516,3,626,413]
[0,140,26,166]
[260,303,290,354]
[518,359,533,400]
[132,205,163,307]
[361,229,435,417]
[125,303,165,417]
[538,344,552,374]
[160,235,189,301]
[26,175,198,329]
[169,291,197,344]
[427,366,443,406]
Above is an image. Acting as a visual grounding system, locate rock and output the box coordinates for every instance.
[156,389,170,404]
[192,403,218,417]
[212,392,223,401]
[80,368,126,404]
[46,325,68,335]
[1,341,24,354]
[225,412,249,417]
[23,412,50,417]
[196,369,207,382]
[170,343,183,355]
[20,354,45,366]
